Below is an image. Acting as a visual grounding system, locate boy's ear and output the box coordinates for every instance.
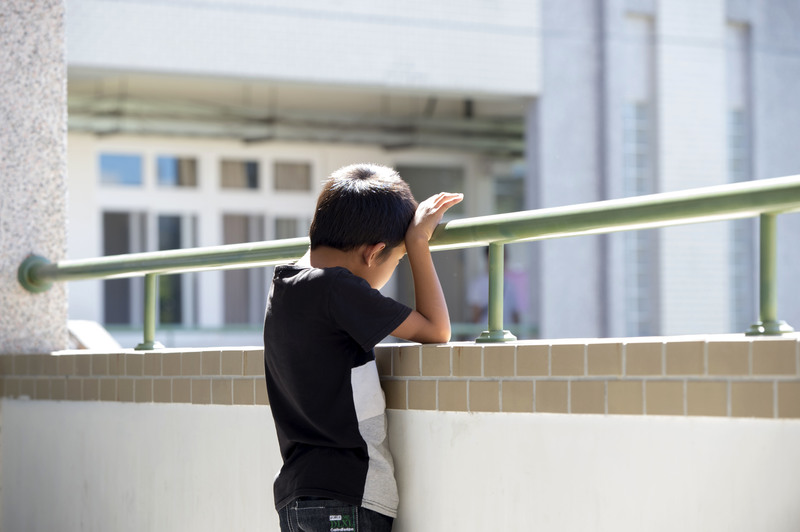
[362,243,387,266]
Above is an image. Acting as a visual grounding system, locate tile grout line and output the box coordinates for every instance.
[566,380,571,414]
[642,380,647,415]
[583,344,588,377]
[498,380,503,412]
[773,379,778,419]
[513,345,518,378]
[621,343,627,378]
[448,345,453,379]
[796,339,799,377]
[683,379,687,416]
[726,380,732,417]
[435,375,439,411]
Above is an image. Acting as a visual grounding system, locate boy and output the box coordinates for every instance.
[263,163,462,531]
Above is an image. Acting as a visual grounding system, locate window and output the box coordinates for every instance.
[623,104,652,196]
[157,156,197,187]
[102,212,145,324]
[158,216,184,324]
[727,23,755,331]
[223,214,266,325]
[274,162,312,191]
[395,165,466,216]
[275,218,299,239]
[99,153,142,186]
[221,160,259,189]
[623,231,655,336]
[494,175,525,214]
[728,110,754,331]
[623,103,656,337]
[621,14,657,337]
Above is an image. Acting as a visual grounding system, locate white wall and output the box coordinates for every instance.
[3,399,800,532]
[66,0,541,97]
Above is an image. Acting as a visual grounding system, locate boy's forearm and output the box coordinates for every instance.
[394,191,462,344]
[405,236,451,342]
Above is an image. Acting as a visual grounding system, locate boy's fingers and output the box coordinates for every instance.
[436,194,463,211]
[430,192,463,208]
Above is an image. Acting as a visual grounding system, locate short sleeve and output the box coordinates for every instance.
[329,271,412,352]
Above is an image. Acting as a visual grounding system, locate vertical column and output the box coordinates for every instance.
[0,0,68,353]
[537,0,604,339]
[656,0,728,335]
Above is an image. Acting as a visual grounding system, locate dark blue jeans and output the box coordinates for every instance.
[278,498,393,532]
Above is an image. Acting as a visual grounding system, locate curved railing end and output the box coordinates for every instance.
[18,254,53,293]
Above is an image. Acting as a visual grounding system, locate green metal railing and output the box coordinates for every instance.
[18,175,800,348]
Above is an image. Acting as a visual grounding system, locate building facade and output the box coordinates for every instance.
[63,0,800,346]
[532,0,800,338]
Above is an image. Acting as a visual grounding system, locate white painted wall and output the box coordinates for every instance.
[3,399,800,532]
[66,0,541,96]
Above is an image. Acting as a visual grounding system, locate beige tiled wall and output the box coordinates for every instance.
[0,349,268,405]
[377,335,800,419]
[1,335,798,419]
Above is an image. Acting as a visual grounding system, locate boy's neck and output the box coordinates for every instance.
[302,246,362,273]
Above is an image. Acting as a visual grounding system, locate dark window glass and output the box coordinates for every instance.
[274,162,312,191]
[494,176,524,214]
[223,214,265,325]
[221,160,259,189]
[157,156,197,187]
[395,165,465,215]
[103,213,132,324]
[158,216,183,324]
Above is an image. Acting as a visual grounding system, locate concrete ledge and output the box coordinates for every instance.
[0,334,798,418]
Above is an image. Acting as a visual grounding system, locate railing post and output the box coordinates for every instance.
[476,242,517,343]
[135,273,164,350]
[746,213,794,336]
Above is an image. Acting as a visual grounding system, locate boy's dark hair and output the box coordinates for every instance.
[309,164,417,257]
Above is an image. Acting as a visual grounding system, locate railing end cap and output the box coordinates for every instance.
[18,254,53,293]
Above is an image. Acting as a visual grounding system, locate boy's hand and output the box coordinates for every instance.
[406,192,464,243]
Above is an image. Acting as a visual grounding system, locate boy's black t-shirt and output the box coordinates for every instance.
[263,263,412,517]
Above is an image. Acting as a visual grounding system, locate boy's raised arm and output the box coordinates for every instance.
[391,192,463,344]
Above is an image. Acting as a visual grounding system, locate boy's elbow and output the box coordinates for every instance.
[428,325,451,344]
[394,313,450,344]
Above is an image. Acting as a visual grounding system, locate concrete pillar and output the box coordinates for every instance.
[0,0,68,353]
[536,0,604,339]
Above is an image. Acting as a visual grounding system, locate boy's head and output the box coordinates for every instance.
[309,164,417,258]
